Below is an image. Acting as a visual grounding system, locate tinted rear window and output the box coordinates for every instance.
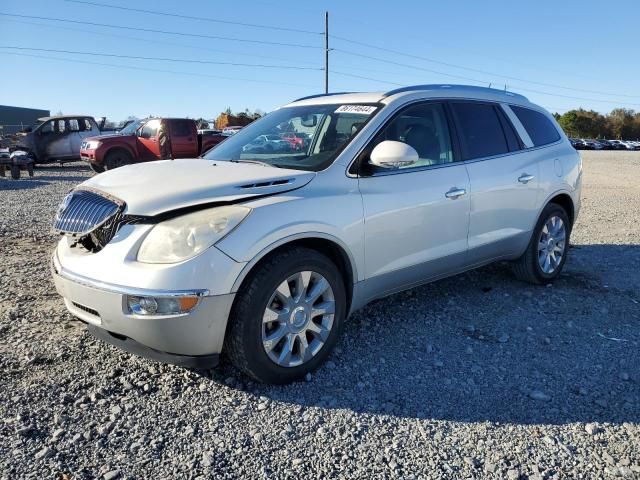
[510,105,561,147]
[450,102,509,160]
[171,120,192,136]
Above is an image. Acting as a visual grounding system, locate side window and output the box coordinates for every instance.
[450,102,509,160]
[171,120,192,137]
[368,102,453,170]
[57,120,67,134]
[510,105,561,147]
[40,121,54,134]
[80,118,95,131]
[139,119,160,139]
[68,119,80,132]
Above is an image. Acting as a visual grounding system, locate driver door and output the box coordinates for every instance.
[357,102,471,298]
[39,119,71,160]
[137,119,161,161]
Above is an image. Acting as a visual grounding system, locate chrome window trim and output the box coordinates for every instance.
[52,253,209,298]
[346,97,566,179]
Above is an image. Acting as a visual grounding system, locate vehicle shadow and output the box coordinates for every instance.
[205,243,640,425]
[0,179,51,190]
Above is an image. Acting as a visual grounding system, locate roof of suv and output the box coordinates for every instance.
[286,84,534,109]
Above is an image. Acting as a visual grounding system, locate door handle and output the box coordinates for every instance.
[445,188,466,199]
[518,173,535,184]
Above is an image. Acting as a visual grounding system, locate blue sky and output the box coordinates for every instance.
[0,0,638,122]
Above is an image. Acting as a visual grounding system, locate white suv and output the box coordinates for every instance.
[52,85,582,383]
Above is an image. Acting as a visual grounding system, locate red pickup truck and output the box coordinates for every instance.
[80,118,226,172]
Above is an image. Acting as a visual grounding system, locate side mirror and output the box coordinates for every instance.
[369,140,418,169]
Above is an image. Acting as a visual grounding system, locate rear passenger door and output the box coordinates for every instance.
[450,101,540,262]
[169,119,198,158]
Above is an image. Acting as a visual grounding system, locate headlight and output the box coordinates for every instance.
[84,140,101,149]
[137,206,251,264]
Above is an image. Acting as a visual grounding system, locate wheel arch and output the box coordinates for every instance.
[230,233,357,314]
[544,191,575,226]
[103,145,135,164]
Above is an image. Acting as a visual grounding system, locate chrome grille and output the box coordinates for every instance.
[53,189,122,236]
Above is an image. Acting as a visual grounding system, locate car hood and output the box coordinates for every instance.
[82,158,315,216]
[85,133,133,142]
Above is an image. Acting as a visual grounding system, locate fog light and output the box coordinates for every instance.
[127,295,200,315]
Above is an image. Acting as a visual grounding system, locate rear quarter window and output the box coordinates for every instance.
[510,105,561,147]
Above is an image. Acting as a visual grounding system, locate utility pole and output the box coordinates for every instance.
[324,11,329,94]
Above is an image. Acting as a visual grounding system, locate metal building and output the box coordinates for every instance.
[0,105,50,135]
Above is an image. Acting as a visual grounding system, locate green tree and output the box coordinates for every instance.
[607,108,635,139]
[557,109,609,138]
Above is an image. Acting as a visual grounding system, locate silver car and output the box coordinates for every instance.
[52,85,582,383]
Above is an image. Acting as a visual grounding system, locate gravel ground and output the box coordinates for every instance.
[1,151,639,479]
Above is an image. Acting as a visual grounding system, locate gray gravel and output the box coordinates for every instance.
[1,153,639,479]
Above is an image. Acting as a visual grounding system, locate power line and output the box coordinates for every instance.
[333,50,486,84]
[0,46,322,71]
[16,20,317,63]
[0,13,321,49]
[64,0,323,35]
[331,71,403,87]
[4,19,321,66]
[0,51,317,89]
[331,65,640,107]
[331,50,640,107]
[331,35,640,100]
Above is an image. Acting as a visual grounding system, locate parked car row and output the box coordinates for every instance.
[570,138,640,150]
[6,115,230,170]
[81,118,227,172]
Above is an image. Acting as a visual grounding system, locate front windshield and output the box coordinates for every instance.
[204,104,380,171]
[118,119,145,135]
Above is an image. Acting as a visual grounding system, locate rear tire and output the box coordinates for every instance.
[512,203,571,284]
[104,149,132,170]
[225,247,346,384]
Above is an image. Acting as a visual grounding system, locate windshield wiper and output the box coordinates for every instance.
[228,159,275,167]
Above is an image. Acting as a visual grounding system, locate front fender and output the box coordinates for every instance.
[224,231,360,293]
[216,191,365,285]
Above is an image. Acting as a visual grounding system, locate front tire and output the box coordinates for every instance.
[104,149,132,170]
[512,203,571,284]
[225,247,346,384]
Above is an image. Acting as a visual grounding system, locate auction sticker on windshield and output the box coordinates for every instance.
[335,105,377,115]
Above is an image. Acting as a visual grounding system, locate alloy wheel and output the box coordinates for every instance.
[538,215,567,274]
[261,270,335,368]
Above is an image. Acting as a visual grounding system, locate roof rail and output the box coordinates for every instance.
[293,92,355,102]
[381,84,529,101]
